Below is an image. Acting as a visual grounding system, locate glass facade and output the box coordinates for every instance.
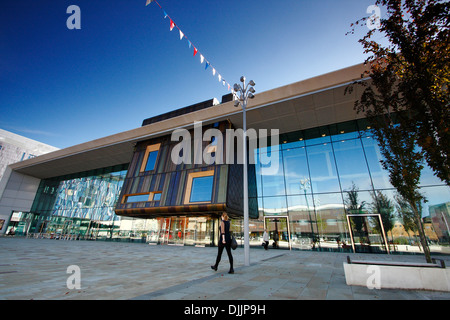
[12,119,448,254]
[251,119,450,254]
[24,164,217,245]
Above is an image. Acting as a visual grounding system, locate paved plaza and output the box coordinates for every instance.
[0,237,449,300]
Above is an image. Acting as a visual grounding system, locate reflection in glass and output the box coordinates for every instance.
[190,176,213,202]
[287,194,317,250]
[263,196,287,215]
[333,139,373,191]
[307,143,341,193]
[260,148,286,197]
[145,151,158,171]
[126,194,149,203]
[283,147,309,195]
[313,193,347,251]
[361,136,393,189]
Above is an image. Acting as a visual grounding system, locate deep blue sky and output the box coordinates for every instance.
[1,0,380,149]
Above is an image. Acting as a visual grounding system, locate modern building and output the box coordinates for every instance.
[0,64,448,254]
[0,129,58,232]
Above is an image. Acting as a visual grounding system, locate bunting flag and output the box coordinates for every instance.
[146,0,233,92]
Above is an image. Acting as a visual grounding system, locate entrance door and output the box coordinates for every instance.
[184,217,211,247]
[158,218,171,245]
[264,216,291,250]
[157,217,186,245]
[168,217,185,245]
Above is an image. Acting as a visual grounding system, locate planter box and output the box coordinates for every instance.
[343,257,450,292]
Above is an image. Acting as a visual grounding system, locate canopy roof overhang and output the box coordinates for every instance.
[10,64,369,179]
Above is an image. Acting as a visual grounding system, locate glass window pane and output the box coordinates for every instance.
[287,194,316,249]
[254,149,264,198]
[304,126,331,146]
[361,136,393,189]
[307,143,341,193]
[153,193,162,201]
[330,121,360,141]
[126,194,150,203]
[263,196,287,215]
[333,139,373,191]
[145,151,158,171]
[190,176,213,202]
[313,193,348,250]
[261,146,286,197]
[282,147,310,195]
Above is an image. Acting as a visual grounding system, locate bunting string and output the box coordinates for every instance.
[146,0,233,93]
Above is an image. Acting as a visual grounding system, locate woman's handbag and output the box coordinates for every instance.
[231,235,238,250]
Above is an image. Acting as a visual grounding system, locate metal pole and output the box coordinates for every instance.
[243,96,250,266]
[233,76,254,267]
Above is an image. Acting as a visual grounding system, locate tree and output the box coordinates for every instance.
[346,0,449,263]
[395,193,422,247]
[370,190,395,250]
[349,0,450,185]
[345,183,369,246]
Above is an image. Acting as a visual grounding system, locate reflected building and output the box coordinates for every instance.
[1,64,448,254]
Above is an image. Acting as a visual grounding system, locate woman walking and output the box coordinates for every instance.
[211,213,234,274]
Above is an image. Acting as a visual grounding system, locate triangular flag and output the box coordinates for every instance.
[193,47,198,56]
[188,40,192,48]
[218,74,222,82]
[146,0,153,6]
[212,68,216,76]
[170,19,175,31]
[163,10,168,18]
[179,30,184,40]
[205,62,210,70]
[200,54,204,63]
[223,80,226,86]
[228,83,231,91]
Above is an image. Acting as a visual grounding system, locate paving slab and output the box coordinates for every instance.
[1,237,449,301]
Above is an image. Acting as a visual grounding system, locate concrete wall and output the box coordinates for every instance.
[0,168,41,234]
[343,262,450,292]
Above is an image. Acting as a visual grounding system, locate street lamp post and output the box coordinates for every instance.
[233,76,255,267]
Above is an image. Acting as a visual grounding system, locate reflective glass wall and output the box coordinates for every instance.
[251,119,450,254]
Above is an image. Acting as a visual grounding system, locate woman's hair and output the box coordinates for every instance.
[222,212,229,221]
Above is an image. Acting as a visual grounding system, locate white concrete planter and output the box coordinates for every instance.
[343,258,450,292]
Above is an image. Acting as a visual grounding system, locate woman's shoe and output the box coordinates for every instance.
[228,269,234,274]
[211,265,217,271]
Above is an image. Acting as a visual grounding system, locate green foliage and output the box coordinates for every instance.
[346,0,450,262]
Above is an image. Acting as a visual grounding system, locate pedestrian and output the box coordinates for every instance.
[263,229,269,250]
[211,212,234,274]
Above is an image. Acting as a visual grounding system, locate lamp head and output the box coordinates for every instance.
[249,80,255,86]
[248,92,255,99]
[234,99,240,107]
[233,83,241,92]
[240,76,246,83]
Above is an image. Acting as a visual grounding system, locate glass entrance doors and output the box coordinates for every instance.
[157,217,213,246]
[264,216,291,249]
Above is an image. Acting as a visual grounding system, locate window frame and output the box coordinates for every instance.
[184,170,215,205]
[122,191,163,204]
[140,143,161,173]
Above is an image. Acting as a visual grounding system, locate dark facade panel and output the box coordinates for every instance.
[115,121,258,219]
